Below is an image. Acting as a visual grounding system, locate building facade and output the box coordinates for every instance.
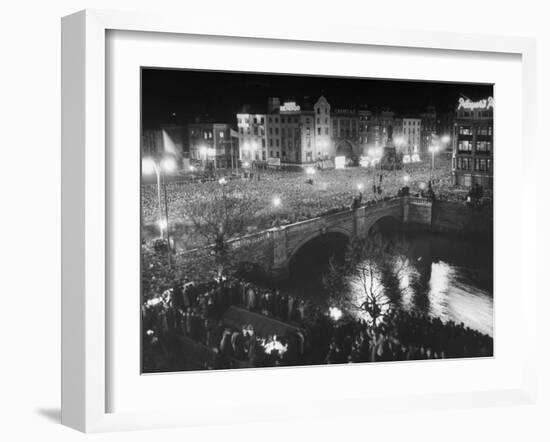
[236,113,266,162]
[188,123,237,168]
[452,97,494,187]
[398,118,422,156]
[234,96,436,166]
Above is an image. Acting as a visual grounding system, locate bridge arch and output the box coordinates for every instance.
[367,214,403,236]
[287,229,351,277]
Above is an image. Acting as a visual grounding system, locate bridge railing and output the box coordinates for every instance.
[175,196,430,257]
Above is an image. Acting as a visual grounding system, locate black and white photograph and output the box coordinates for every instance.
[140,69,494,374]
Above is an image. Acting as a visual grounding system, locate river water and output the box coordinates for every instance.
[285,231,494,337]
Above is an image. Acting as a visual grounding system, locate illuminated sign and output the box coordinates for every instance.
[279,101,301,112]
[359,156,370,167]
[335,156,346,169]
[457,97,494,111]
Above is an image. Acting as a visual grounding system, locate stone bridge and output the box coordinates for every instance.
[222,196,433,280]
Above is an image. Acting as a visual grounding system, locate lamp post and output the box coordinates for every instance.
[142,156,177,266]
[272,196,282,226]
[305,166,316,184]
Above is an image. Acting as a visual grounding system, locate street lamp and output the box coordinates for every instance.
[272,196,282,227]
[142,156,176,265]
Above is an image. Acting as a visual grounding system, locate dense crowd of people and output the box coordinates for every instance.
[141,155,494,372]
[142,274,493,372]
[142,156,488,248]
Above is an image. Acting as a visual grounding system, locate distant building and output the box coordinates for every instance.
[313,96,332,160]
[237,113,266,162]
[398,118,422,156]
[234,97,430,166]
[452,96,494,187]
[188,122,238,168]
[141,125,185,159]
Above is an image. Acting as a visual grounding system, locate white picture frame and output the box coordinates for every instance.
[61,9,537,433]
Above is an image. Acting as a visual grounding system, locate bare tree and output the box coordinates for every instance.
[323,233,408,326]
[178,181,259,279]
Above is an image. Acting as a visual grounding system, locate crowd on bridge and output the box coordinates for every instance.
[142,273,493,372]
[142,156,490,248]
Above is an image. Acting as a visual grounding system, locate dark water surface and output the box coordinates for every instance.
[285,231,494,337]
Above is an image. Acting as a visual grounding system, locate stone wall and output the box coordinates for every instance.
[431,200,493,237]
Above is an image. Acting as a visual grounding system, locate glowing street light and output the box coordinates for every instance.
[272,196,281,208]
[357,183,364,192]
[403,174,410,184]
[305,166,316,176]
[440,134,451,145]
[328,306,343,322]
[142,156,176,265]
[157,218,168,231]
[160,156,177,174]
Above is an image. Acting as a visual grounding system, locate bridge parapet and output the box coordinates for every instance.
[177,197,433,281]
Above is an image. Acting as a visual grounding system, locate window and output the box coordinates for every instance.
[306,128,310,136]
[317,127,321,135]
[476,141,491,154]
[262,151,266,161]
[261,139,265,148]
[219,132,224,138]
[317,108,320,114]
[270,150,273,157]
[281,117,285,123]
[457,157,472,170]
[276,139,279,147]
[253,127,258,135]
[268,117,272,123]
[459,126,472,135]
[317,118,320,124]
[276,151,280,158]
[269,139,273,147]
[240,127,244,134]
[474,158,488,172]
[458,140,472,152]
[325,127,329,135]
[260,117,264,124]
[275,128,279,135]
[478,125,493,136]
[269,128,273,135]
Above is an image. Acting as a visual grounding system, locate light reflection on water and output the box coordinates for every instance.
[347,248,493,337]
[289,232,493,337]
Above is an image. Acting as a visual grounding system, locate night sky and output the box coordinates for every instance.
[141,68,493,130]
